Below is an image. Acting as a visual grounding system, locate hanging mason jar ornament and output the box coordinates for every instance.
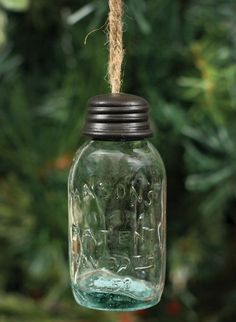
[68,0,167,311]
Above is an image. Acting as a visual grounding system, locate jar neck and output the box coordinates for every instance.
[88,139,149,150]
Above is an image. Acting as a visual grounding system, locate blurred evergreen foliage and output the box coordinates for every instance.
[0,0,236,322]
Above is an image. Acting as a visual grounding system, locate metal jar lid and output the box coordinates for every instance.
[83,93,153,140]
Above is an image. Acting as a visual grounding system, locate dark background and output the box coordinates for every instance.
[0,1,236,321]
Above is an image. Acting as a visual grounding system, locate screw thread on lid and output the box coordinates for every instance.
[83,93,153,140]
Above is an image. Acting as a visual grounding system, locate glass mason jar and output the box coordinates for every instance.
[68,94,166,311]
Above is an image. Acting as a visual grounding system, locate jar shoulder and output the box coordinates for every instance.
[69,140,166,183]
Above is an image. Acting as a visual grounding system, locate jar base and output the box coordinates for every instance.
[72,286,160,311]
[72,269,161,311]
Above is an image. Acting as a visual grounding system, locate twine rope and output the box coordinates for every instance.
[108,0,124,93]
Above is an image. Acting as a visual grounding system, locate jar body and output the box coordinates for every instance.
[68,140,166,311]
